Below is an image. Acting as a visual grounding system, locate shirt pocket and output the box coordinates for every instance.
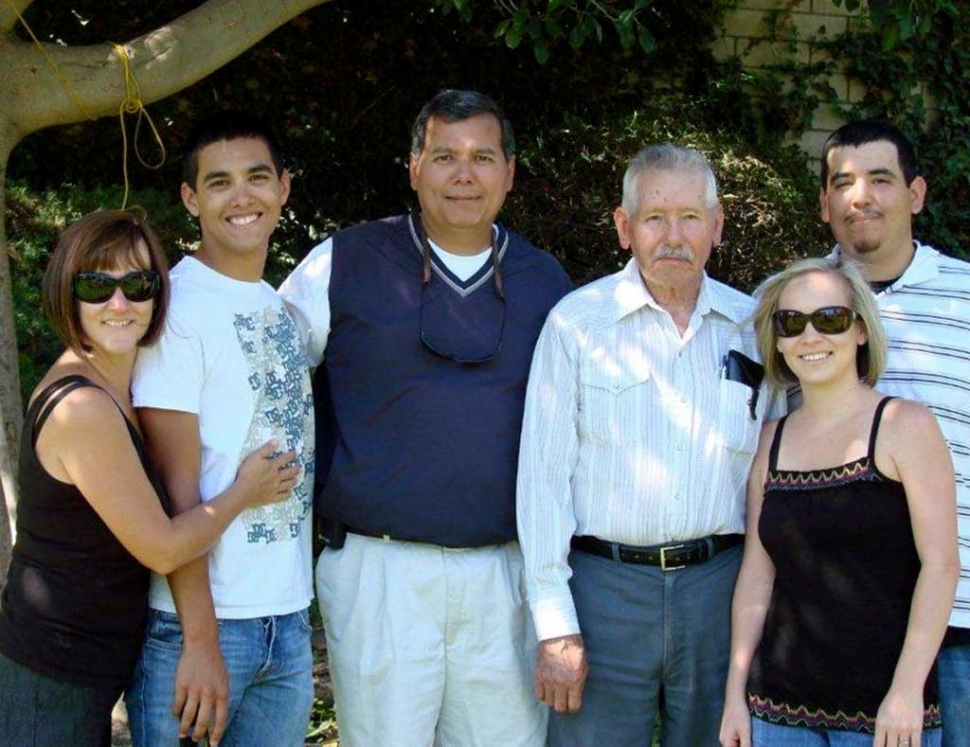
[578,364,652,444]
[714,379,760,454]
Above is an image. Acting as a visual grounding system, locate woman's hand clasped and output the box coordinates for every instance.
[719,694,752,747]
[873,686,923,747]
[235,441,300,507]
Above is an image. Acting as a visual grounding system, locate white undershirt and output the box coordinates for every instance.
[428,239,491,281]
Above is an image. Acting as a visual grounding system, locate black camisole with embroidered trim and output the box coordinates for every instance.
[747,397,940,733]
[0,375,171,690]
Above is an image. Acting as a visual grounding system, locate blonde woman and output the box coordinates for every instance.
[719,257,958,747]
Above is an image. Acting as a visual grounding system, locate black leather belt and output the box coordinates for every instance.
[571,533,743,571]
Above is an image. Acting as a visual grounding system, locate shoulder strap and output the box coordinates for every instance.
[30,375,132,449]
[30,375,97,447]
[767,415,789,471]
[867,396,897,461]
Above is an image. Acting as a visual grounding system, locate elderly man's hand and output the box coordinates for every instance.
[535,633,588,713]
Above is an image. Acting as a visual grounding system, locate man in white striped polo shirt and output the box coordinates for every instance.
[820,119,970,745]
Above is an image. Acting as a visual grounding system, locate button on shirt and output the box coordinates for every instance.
[517,259,777,640]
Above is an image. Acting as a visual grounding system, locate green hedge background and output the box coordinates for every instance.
[8,0,965,400]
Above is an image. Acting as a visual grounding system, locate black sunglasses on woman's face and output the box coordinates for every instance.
[73,271,160,304]
[772,306,857,338]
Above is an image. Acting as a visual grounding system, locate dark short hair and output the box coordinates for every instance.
[410,90,516,160]
[42,210,170,354]
[820,119,918,187]
[182,111,284,189]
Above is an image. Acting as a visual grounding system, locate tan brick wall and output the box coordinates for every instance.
[716,0,861,161]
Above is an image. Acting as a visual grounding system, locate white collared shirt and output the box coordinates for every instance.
[517,259,778,640]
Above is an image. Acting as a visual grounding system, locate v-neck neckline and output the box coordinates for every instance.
[407,213,509,298]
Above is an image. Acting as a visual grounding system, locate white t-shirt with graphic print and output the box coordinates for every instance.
[133,256,314,619]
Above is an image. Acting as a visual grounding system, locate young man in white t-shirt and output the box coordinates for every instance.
[125,112,315,747]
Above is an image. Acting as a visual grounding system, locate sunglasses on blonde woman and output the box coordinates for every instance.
[73,271,160,304]
[772,306,857,338]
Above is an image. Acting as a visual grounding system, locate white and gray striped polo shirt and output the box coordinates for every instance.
[843,241,970,629]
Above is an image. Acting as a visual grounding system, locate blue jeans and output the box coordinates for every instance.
[126,608,314,747]
[752,718,941,746]
[548,544,741,746]
[938,643,970,747]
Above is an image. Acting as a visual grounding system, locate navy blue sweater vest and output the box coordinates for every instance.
[313,214,571,546]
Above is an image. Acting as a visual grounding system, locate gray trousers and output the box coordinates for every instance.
[548,543,742,747]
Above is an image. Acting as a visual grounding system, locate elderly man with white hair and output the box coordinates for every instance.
[517,144,779,746]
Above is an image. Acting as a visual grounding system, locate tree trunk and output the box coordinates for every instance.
[0,128,20,587]
[0,0,332,583]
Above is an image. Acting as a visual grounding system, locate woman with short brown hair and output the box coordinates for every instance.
[0,210,299,745]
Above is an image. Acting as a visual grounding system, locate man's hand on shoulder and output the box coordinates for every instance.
[536,633,588,713]
[174,636,229,745]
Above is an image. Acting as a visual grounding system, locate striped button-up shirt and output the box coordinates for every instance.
[517,259,777,640]
[835,241,970,629]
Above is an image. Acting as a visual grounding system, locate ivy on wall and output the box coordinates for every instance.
[790,3,968,255]
[832,0,951,50]
[829,3,967,255]
[715,0,966,257]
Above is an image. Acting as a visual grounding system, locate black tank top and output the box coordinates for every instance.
[0,375,170,689]
[747,397,940,733]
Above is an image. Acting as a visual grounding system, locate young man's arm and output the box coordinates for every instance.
[140,407,231,746]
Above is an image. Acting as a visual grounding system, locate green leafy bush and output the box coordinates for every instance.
[817,2,969,258]
[9,0,826,393]
[9,93,824,399]
[506,101,827,291]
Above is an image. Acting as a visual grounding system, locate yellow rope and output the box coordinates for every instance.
[111,43,166,210]
[5,3,168,209]
[5,0,94,120]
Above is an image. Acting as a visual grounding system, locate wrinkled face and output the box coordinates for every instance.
[409,113,515,251]
[613,168,723,296]
[77,240,154,356]
[820,141,925,264]
[775,271,867,387]
[181,137,290,265]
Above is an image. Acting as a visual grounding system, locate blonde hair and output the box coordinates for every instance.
[752,257,886,388]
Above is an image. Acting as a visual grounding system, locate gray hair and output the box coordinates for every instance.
[410,89,516,160]
[621,144,719,215]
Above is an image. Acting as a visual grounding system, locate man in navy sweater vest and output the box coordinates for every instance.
[280,90,572,746]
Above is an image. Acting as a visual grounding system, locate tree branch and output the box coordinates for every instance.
[0,0,335,580]
[1,0,333,141]
[0,0,35,35]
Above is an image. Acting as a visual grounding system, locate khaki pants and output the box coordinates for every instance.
[315,533,546,747]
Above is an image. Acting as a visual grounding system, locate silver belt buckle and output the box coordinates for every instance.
[660,544,686,572]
